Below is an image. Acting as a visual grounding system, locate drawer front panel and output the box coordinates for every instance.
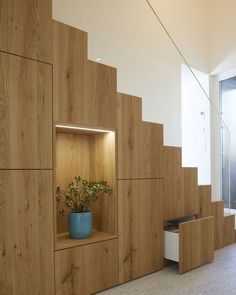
[55,239,118,295]
[179,216,214,273]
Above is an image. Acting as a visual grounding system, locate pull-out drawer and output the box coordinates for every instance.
[164,230,179,262]
[164,216,214,273]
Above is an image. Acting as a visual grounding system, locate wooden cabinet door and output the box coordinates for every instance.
[53,21,117,129]
[179,216,214,273]
[117,93,163,179]
[0,52,52,169]
[55,239,118,295]
[0,0,52,63]
[118,179,164,283]
[0,170,54,295]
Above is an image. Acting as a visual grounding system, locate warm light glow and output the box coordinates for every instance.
[96,58,101,61]
[55,124,113,133]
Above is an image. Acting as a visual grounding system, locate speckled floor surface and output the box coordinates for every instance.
[98,244,236,295]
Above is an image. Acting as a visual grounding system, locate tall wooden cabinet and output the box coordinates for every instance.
[53,125,118,294]
[0,171,54,295]
[0,53,54,294]
[118,179,164,283]
[0,1,53,293]
[0,52,52,169]
[0,0,52,63]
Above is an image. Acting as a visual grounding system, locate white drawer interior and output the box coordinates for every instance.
[164,230,179,262]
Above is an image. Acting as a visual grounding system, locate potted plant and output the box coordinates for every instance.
[57,176,113,239]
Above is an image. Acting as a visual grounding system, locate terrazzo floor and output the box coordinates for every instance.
[98,244,236,295]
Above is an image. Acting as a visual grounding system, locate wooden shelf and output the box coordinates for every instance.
[56,230,117,251]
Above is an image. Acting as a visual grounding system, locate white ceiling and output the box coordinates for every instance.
[52,0,209,72]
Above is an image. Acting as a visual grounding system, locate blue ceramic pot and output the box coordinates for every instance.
[69,211,92,239]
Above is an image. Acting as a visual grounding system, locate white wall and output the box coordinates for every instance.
[53,0,209,147]
[181,65,210,184]
[150,0,209,72]
[209,0,236,75]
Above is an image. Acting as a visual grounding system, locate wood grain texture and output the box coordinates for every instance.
[53,21,117,129]
[89,132,117,235]
[118,179,164,283]
[55,239,118,295]
[162,146,184,221]
[56,132,90,233]
[0,170,54,295]
[84,60,117,128]
[211,201,224,250]
[0,0,52,63]
[0,52,52,169]
[55,131,117,237]
[223,215,235,247]
[198,185,212,218]
[56,231,117,251]
[117,93,163,179]
[183,167,199,216]
[53,20,87,123]
[179,217,214,273]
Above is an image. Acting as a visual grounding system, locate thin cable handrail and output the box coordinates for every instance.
[145,0,230,136]
[146,0,231,210]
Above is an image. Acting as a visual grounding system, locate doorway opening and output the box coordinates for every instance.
[220,77,236,209]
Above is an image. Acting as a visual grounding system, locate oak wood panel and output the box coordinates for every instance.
[211,201,224,250]
[118,179,164,283]
[117,93,163,179]
[179,217,214,273]
[198,185,212,218]
[53,20,87,123]
[53,21,117,129]
[162,146,184,221]
[55,239,118,295]
[140,121,163,175]
[84,60,117,128]
[55,131,117,237]
[223,215,235,247]
[0,170,54,295]
[90,132,117,235]
[56,132,90,233]
[56,231,117,251]
[0,0,52,63]
[0,52,52,169]
[183,167,199,216]
[211,202,235,249]
[117,93,142,179]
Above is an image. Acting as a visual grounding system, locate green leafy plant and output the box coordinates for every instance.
[56,176,113,214]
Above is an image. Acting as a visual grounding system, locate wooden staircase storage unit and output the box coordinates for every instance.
[0,3,235,295]
[198,187,235,249]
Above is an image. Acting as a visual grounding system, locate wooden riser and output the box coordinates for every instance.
[118,179,164,283]
[199,199,235,250]
[198,185,212,218]
[117,93,164,179]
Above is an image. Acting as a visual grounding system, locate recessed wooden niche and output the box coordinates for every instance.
[54,123,117,250]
